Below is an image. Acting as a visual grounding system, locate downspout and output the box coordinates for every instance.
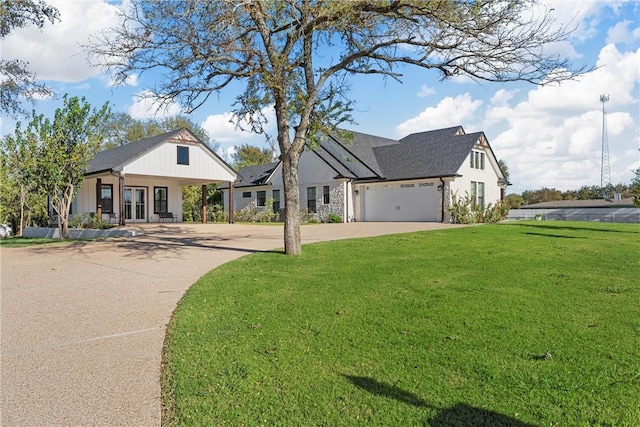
[345,180,350,223]
[439,177,446,223]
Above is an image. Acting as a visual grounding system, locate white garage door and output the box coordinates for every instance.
[362,183,439,222]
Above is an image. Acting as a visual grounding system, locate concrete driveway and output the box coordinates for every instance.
[1,222,459,426]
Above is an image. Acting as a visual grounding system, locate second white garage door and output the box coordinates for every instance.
[361,183,439,222]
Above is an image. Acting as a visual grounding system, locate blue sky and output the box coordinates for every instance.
[2,0,639,194]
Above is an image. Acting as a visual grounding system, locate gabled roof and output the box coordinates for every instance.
[230,161,279,188]
[379,127,477,180]
[85,128,234,176]
[227,125,499,187]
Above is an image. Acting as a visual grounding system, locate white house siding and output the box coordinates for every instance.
[123,142,236,183]
[450,146,502,207]
[227,151,351,222]
[357,179,440,222]
[73,176,183,222]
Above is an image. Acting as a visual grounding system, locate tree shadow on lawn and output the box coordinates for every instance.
[343,375,536,427]
[522,232,584,239]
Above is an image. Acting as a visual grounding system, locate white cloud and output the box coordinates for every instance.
[128,90,182,119]
[488,44,639,192]
[395,93,483,136]
[2,0,120,83]
[201,108,275,144]
[109,74,139,88]
[417,85,435,98]
[606,20,640,46]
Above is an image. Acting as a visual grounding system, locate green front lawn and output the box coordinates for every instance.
[162,222,640,426]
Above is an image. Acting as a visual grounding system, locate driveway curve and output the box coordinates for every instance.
[1,222,460,426]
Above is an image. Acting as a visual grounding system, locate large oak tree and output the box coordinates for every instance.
[89,0,584,254]
[1,0,60,118]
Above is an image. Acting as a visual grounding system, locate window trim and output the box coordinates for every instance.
[242,191,252,198]
[257,190,266,207]
[177,146,189,165]
[154,186,168,214]
[101,184,113,214]
[470,150,485,170]
[272,189,280,213]
[471,181,485,208]
[323,185,330,204]
[307,187,317,213]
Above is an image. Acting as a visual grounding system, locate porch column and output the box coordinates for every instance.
[201,184,207,224]
[119,174,125,226]
[96,178,102,220]
[228,181,234,224]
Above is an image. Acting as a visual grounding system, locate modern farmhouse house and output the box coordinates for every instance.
[73,128,237,224]
[221,126,508,222]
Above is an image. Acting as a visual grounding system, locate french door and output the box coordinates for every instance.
[124,187,146,222]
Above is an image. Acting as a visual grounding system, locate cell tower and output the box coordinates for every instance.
[600,94,611,199]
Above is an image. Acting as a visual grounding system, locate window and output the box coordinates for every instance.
[257,190,266,207]
[177,146,189,165]
[470,181,477,206]
[307,187,316,213]
[470,150,485,170]
[477,182,485,208]
[101,184,113,213]
[272,189,280,213]
[471,181,485,208]
[323,186,330,204]
[242,191,251,198]
[154,187,168,213]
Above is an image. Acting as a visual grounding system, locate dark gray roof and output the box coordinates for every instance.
[377,128,477,180]
[86,129,186,175]
[227,125,491,187]
[223,161,279,188]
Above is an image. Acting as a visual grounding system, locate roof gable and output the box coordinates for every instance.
[231,161,280,188]
[86,128,235,179]
[225,126,502,187]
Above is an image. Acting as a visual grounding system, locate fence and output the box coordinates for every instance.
[507,207,640,223]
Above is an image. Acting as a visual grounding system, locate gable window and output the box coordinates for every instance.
[177,146,189,165]
[242,191,251,198]
[307,187,316,213]
[470,150,485,170]
[257,190,266,207]
[272,189,280,213]
[154,187,168,213]
[471,181,485,208]
[323,185,330,204]
[101,184,113,213]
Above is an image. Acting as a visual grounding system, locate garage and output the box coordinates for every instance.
[360,182,440,222]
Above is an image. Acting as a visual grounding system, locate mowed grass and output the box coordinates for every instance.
[162,222,640,426]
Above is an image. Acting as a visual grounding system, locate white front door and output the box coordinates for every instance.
[124,187,147,222]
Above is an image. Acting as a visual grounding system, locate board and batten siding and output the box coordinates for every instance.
[123,142,235,182]
[73,176,183,222]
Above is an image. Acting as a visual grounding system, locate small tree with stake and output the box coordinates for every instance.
[88,0,586,254]
[30,95,110,238]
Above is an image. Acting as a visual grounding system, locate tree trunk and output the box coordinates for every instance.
[19,185,25,236]
[282,150,301,255]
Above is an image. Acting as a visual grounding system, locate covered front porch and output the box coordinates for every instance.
[74,173,235,226]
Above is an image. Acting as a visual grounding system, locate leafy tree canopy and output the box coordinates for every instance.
[101,113,213,149]
[233,143,275,170]
[1,0,60,118]
[28,95,110,238]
